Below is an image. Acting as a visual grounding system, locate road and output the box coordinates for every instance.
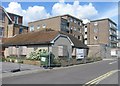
[2,59,119,85]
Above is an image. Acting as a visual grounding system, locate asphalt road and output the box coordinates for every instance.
[2,59,119,84]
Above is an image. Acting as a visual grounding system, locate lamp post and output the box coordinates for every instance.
[49,51,50,68]
[16,46,21,70]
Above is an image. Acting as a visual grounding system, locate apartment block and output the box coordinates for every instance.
[28,14,84,42]
[84,18,118,58]
[117,31,120,58]
[0,6,28,57]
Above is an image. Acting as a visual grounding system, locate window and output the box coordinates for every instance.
[84,25,87,28]
[42,24,46,28]
[84,27,87,32]
[78,22,81,26]
[70,29,72,33]
[94,22,98,26]
[70,18,73,22]
[37,25,40,29]
[14,16,18,24]
[74,27,76,31]
[78,36,80,39]
[74,19,76,23]
[30,26,34,31]
[61,21,69,32]
[58,45,67,56]
[0,27,3,37]
[85,40,87,44]
[94,36,98,40]
[85,32,87,34]
[80,36,82,40]
[0,11,5,22]
[67,23,69,27]
[78,22,80,25]
[0,12,5,22]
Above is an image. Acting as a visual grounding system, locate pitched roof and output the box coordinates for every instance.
[3,30,58,46]
[0,6,12,22]
[3,30,88,49]
[59,32,88,49]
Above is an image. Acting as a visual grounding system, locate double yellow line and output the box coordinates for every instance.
[83,70,118,86]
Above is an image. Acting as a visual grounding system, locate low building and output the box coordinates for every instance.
[3,29,88,65]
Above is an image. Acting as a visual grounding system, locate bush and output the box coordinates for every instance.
[0,57,6,62]
[53,58,61,65]
[18,60,23,63]
[94,57,102,61]
[27,51,41,61]
[86,57,102,63]
[86,57,94,63]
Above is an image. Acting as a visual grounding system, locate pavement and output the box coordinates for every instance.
[2,58,119,84]
[0,58,113,78]
[0,62,47,78]
[0,62,43,73]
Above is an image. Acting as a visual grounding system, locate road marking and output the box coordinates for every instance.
[83,70,118,86]
[109,61,117,64]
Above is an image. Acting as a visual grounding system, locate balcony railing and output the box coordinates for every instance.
[110,33,117,37]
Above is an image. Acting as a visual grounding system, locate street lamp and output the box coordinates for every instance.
[48,51,50,68]
[11,46,21,72]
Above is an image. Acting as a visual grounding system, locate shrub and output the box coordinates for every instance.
[0,57,6,62]
[53,58,61,65]
[18,60,23,63]
[94,57,102,61]
[28,51,41,61]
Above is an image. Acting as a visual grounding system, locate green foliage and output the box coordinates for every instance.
[53,58,61,65]
[94,57,102,61]
[18,60,23,63]
[0,57,6,62]
[86,57,102,63]
[27,49,48,61]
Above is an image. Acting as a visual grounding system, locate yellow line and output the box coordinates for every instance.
[83,70,118,86]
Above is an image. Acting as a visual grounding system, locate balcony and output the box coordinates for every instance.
[110,26,117,31]
[109,23,117,31]
[110,39,118,43]
[110,33,117,37]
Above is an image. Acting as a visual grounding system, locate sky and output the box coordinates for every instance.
[1,0,119,31]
